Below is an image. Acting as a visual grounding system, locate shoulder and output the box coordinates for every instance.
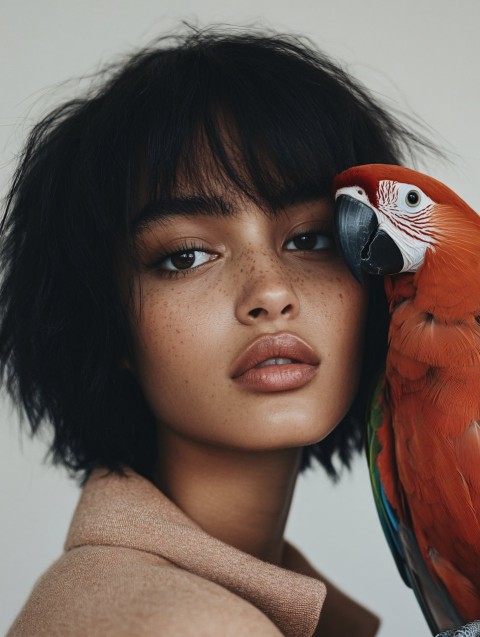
[8,545,282,637]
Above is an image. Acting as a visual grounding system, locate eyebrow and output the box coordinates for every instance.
[131,185,329,237]
[132,195,234,237]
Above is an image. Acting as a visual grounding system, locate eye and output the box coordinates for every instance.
[284,231,332,252]
[397,183,434,214]
[405,190,421,207]
[160,249,213,272]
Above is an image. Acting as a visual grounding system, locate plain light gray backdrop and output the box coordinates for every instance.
[1,1,479,635]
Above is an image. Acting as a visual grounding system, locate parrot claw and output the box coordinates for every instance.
[436,620,480,637]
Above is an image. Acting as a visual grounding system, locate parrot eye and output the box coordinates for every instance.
[406,190,420,207]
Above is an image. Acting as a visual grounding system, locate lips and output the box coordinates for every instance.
[231,333,320,392]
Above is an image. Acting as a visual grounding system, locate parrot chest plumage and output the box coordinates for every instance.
[383,240,480,619]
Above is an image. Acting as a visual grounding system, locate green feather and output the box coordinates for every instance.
[366,373,410,585]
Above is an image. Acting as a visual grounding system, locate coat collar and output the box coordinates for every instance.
[66,468,326,637]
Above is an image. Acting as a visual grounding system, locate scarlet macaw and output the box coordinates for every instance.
[333,164,480,636]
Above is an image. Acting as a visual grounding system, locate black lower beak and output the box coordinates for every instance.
[334,194,404,283]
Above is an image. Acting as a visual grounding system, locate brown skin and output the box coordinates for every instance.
[127,191,375,633]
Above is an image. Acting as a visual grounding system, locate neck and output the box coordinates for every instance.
[416,239,480,321]
[415,205,480,320]
[153,427,302,565]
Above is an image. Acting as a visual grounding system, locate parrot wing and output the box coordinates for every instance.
[367,375,464,634]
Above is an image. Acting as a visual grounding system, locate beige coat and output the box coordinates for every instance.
[7,469,376,636]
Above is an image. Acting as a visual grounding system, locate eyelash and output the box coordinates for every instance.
[148,241,214,278]
[149,227,332,278]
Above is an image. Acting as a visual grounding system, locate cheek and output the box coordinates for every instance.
[332,279,367,359]
[310,274,368,420]
[129,282,230,416]
[305,266,367,341]
[332,281,368,405]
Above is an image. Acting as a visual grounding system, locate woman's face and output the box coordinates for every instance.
[127,186,368,452]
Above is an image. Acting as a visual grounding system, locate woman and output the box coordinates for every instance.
[2,28,429,636]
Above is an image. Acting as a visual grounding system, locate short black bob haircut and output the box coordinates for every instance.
[0,27,434,483]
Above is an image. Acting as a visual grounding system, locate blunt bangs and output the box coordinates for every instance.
[121,33,420,213]
[0,28,434,482]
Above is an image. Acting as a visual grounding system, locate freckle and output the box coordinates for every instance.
[339,293,343,300]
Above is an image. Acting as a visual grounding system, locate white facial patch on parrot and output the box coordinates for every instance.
[335,185,371,207]
[377,180,436,273]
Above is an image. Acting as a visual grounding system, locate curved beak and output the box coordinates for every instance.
[334,194,403,284]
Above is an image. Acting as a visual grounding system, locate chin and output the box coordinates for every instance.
[240,410,346,451]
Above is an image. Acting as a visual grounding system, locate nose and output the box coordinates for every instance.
[235,254,300,325]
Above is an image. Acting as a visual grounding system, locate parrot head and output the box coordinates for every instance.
[333,164,467,283]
